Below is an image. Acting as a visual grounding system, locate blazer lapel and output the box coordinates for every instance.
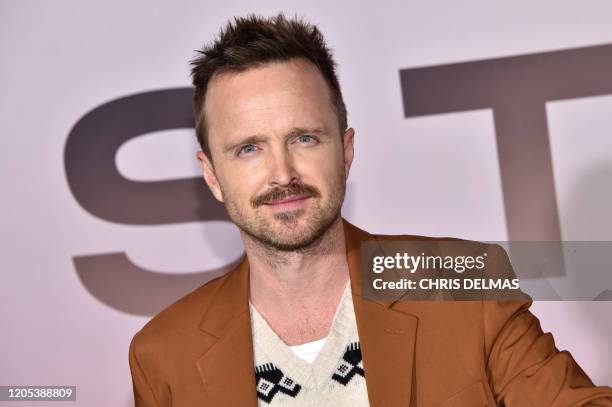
[195,255,259,406]
[343,219,418,407]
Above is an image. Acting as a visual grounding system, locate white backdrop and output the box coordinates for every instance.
[2,1,612,405]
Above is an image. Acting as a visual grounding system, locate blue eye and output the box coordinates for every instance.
[297,135,315,143]
[238,144,257,155]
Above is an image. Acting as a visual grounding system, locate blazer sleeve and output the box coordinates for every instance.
[483,244,612,406]
[129,333,164,407]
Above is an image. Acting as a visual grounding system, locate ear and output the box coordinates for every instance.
[196,151,224,202]
[342,127,355,179]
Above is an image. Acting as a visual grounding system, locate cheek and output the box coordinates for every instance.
[297,149,344,186]
[216,164,265,202]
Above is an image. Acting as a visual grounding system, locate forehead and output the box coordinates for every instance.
[203,58,338,144]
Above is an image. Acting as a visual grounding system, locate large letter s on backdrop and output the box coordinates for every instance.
[64,88,237,316]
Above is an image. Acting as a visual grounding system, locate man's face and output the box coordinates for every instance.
[197,58,355,251]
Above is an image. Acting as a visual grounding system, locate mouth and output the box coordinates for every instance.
[265,195,311,206]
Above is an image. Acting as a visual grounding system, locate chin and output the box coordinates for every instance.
[270,219,337,251]
[272,227,312,244]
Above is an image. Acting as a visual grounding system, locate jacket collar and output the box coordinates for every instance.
[196,217,418,406]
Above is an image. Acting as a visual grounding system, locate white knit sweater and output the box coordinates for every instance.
[249,282,371,406]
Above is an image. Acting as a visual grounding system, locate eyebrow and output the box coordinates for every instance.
[222,127,327,154]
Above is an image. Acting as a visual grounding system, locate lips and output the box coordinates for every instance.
[265,195,310,205]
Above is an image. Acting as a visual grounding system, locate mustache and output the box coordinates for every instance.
[251,181,321,208]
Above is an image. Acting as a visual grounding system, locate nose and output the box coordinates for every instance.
[268,145,298,187]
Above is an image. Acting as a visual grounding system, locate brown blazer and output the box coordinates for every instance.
[129,218,612,406]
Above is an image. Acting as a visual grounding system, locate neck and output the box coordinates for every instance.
[245,216,350,344]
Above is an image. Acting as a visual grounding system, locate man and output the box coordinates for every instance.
[129,14,612,406]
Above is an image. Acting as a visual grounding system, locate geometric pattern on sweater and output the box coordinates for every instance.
[254,340,365,403]
[331,342,364,385]
[255,363,302,403]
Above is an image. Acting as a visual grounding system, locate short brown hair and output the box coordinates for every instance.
[190,13,348,159]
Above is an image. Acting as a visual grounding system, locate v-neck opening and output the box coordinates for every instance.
[249,279,357,390]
